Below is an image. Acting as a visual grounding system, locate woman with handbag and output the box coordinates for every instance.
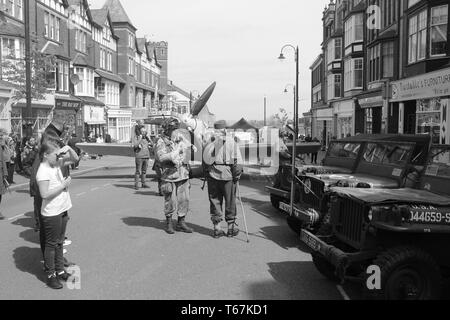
[0,129,9,220]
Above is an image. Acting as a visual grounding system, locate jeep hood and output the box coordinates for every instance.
[330,187,450,207]
[314,173,399,189]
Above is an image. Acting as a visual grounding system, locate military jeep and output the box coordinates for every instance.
[301,144,450,300]
[281,135,431,235]
[266,136,371,212]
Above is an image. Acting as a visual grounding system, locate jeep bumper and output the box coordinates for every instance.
[300,230,349,269]
[279,203,321,225]
[265,186,290,200]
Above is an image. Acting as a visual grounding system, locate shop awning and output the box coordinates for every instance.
[77,96,105,107]
[13,95,55,109]
[85,121,106,125]
[135,82,154,92]
[55,94,82,110]
[95,70,126,84]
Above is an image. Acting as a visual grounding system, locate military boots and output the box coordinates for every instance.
[166,217,175,234]
[176,217,193,233]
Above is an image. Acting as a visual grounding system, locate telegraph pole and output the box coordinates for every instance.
[264,96,267,126]
[24,0,33,137]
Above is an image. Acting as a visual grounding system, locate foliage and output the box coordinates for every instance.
[1,51,55,102]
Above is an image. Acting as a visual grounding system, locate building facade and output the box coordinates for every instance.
[310,0,449,144]
[0,0,173,141]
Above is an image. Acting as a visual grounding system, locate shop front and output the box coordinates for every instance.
[107,108,132,143]
[55,95,82,138]
[313,107,334,148]
[12,95,55,138]
[77,97,106,140]
[391,67,450,144]
[332,99,354,139]
[357,93,383,135]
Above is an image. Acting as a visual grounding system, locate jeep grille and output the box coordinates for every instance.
[298,177,324,211]
[330,196,366,248]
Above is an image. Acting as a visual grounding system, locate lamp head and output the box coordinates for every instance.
[278,53,286,60]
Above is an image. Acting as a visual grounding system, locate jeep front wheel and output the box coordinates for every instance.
[364,246,442,300]
[312,253,338,282]
[270,195,282,210]
[286,216,303,235]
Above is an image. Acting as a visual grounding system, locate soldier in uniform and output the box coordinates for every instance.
[204,121,243,238]
[155,118,194,235]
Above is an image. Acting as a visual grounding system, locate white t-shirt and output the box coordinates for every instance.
[36,162,72,217]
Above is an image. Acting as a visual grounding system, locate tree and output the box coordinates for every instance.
[273,108,290,129]
[1,51,55,102]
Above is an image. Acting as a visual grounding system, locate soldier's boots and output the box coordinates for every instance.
[176,217,193,233]
[213,223,226,239]
[141,175,150,188]
[227,222,240,238]
[134,174,140,190]
[166,217,175,235]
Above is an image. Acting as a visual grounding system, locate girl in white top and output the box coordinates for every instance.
[36,141,78,290]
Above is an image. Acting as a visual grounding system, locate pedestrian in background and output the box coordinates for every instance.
[155,118,193,234]
[0,129,9,221]
[311,137,319,165]
[37,141,78,290]
[22,137,39,177]
[5,136,16,184]
[203,121,243,238]
[14,135,24,174]
[132,127,151,190]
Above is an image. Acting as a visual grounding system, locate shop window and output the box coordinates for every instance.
[416,99,442,144]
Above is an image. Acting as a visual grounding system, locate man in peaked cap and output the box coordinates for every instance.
[203,120,243,238]
[155,117,194,235]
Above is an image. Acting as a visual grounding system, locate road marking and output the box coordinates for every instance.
[336,285,351,301]
[103,184,111,187]
[8,213,26,221]
[91,187,99,191]
[76,192,86,197]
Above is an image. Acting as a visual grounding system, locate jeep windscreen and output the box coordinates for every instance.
[354,141,415,185]
[322,141,362,170]
[420,146,450,196]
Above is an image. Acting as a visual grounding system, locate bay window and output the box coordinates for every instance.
[345,14,364,47]
[408,10,427,63]
[430,5,448,57]
[327,74,341,100]
[57,60,69,92]
[75,68,94,96]
[344,58,363,91]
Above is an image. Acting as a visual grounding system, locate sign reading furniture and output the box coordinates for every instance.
[391,67,450,102]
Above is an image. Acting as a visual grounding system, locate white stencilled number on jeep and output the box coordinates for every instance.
[410,209,450,224]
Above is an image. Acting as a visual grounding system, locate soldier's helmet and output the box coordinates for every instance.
[161,118,181,133]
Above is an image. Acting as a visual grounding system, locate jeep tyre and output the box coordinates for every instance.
[270,195,282,210]
[312,253,339,282]
[286,215,303,235]
[363,246,442,300]
[311,215,339,282]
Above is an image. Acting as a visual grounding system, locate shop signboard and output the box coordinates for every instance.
[391,67,450,102]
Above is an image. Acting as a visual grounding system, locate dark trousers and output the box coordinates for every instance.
[6,162,14,183]
[311,153,318,164]
[208,178,237,224]
[42,212,69,275]
[34,196,45,256]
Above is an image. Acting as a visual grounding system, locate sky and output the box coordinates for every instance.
[90,0,329,122]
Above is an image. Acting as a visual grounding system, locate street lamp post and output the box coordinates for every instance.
[279,45,299,217]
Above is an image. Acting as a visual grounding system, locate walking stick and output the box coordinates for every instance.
[236,182,250,243]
